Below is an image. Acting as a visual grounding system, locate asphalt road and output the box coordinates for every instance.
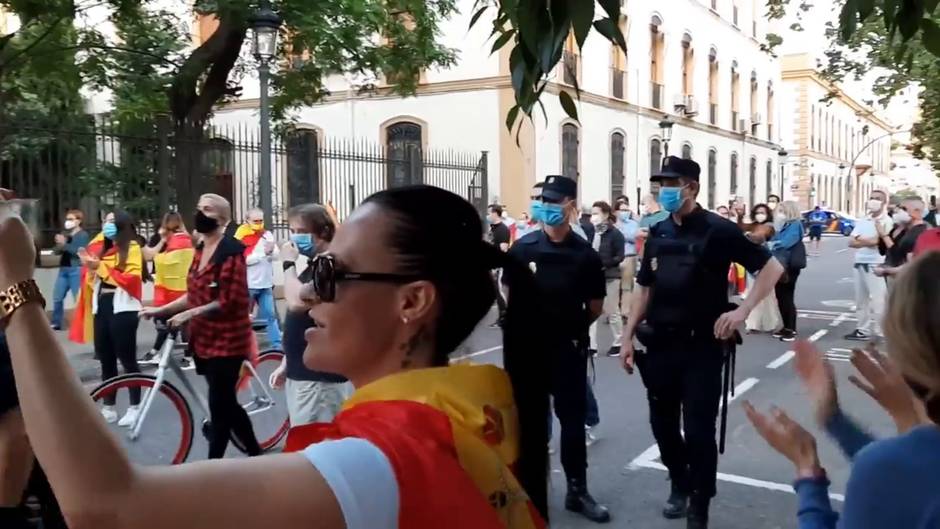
[61,233,894,527]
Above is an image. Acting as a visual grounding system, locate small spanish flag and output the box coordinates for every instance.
[153,232,195,307]
[234,223,264,257]
[68,233,104,344]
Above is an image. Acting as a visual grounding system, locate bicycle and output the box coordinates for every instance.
[89,323,290,465]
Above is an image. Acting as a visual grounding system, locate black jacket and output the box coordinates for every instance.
[592,225,626,278]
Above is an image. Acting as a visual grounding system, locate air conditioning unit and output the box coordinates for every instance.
[673,94,688,112]
[751,112,763,125]
[684,96,699,117]
[738,119,751,133]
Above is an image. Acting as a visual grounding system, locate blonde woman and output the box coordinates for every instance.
[744,252,939,528]
[767,201,807,342]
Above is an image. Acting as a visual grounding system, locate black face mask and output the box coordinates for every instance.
[194,210,219,234]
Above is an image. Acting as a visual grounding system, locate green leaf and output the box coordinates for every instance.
[593,17,627,52]
[839,0,858,41]
[559,90,578,121]
[569,0,594,49]
[920,19,940,56]
[857,0,876,20]
[506,104,520,132]
[597,0,621,21]
[927,0,940,16]
[896,3,923,41]
[491,29,516,54]
[469,6,488,30]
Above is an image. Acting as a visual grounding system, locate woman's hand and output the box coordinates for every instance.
[280,241,300,263]
[849,346,929,434]
[269,359,287,390]
[744,402,822,477]
[139,306,163,321]
[167,308,198,328]
[794,340,839,426]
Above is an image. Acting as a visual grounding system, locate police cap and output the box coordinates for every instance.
[651,156,700,182]
[540,175,578,202]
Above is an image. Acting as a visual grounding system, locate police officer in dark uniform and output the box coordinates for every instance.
[620,157,784,529]
[508,175,611,523]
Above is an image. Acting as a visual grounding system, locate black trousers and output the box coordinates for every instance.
[638,337,724,498]
[199,356,262,459]
[94,294,141,406]
[775,269,801,332]
[551,342,589,483]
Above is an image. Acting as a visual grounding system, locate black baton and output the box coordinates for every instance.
[718,338,737,455]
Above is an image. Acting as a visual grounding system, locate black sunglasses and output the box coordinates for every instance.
[311,254,424,302]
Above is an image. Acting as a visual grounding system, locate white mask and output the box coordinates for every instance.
[754,213,768,223]
[64,220,77,230]
[867,199,883,213]
[893,210,911,224]
[590,214,605,227]
[773,213,787,229]
[768,202,778,211]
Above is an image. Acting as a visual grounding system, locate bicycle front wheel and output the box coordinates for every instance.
[90,374,195,465]
[234,349,290,453]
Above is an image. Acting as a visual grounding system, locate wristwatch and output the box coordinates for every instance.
[282,261,296,272]
[0,279,45,327]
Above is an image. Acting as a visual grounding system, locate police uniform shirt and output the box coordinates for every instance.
[637,206,771,328]
[509,230,606,340]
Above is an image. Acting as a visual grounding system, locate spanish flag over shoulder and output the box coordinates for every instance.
[284,365,546,529]
[68,238,144,344]
[153,232,195,307]
[234,223,263,257]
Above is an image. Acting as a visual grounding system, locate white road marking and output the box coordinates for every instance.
[821,300,856,309]
[766,351,795,369]
[830,312,849,327]
[836,248,850,253]
[450,346,502,363]
[808,329,828,342]
[627,378,760,470]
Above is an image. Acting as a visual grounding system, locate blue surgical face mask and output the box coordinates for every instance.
[541,202,566,226]
[290,233,316,255]
[529,200,545,223]
[659,186,687,213]
[102,222,118,240]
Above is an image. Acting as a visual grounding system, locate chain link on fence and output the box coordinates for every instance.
[0,118,488,247]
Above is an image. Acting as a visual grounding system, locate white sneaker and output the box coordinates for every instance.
[101,406,118,424]
[585,425,598,447]
[118,406,140,428]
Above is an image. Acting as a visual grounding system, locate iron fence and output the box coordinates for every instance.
[0,120,488,247]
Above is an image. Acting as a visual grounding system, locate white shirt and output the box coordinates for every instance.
[245,231,278,289]
[851,213,894,265]
[91,277,143,315]
[303,438,399,528]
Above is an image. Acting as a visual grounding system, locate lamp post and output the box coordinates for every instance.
[250,2,282,229]
[777,148,788,199]
[658,115,674,162]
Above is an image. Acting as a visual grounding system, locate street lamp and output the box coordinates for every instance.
[658,116,674,161]
[777,148,788,198]
[250,1,282,230]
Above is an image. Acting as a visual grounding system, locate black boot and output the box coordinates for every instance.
[687,495,710,529]
[565,478,611,523]
[662,481,689,519]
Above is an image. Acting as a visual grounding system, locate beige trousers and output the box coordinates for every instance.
[589,277,624,349]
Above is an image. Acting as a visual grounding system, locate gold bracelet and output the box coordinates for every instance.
[0,279,46,326]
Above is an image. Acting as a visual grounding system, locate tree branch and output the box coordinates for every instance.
[0,15,68,71]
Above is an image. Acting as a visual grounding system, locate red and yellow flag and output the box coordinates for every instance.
[234,223,263,257]
[153,232,195,307]
[285,365,546,529]
[68,237,144,344]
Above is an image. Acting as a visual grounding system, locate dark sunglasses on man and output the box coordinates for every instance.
[310,254,422,302]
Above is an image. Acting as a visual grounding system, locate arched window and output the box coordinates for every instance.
[386,121,423,187]
[561,123,580,181]
[650,138,663,177]
[286,128,320,207]
[681,143,693,160]
[610,132,625,200]
[765,159,773,201]
[707,148,717,209]
[749,156,757,207]
[730,152,739,196]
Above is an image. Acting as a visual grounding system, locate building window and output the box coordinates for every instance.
[650,138,663,176]
[708,148,717,209]
[765,159,773,200]
[681,33,694,97]
[611,16,628,99]
[731,61,740,131]
[562,32,579,85]
[732,1,739,26]
[562,123,580,181]
[810,104,816,150]
[650,15,664,109]
[749,72,758,135]
[730,152,739,195]
[711,0,717,9]
[708,48,719,125]
[749,156,757,206]
[766,82,774,141]
[681,143,693,159]
[286,128,321,207]
[610,132,626,200]
[386,121,424,188]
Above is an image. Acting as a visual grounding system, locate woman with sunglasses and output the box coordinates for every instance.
[0,185,548,529]
[139,193,262,459]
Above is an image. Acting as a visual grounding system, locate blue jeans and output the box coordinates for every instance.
[249,288,282,350]
[51,266,81,328]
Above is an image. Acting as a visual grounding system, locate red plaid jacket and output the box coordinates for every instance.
[187,236,252,359]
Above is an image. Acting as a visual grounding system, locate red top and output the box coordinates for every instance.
[186,238,252,359]
[913,227,940,258]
